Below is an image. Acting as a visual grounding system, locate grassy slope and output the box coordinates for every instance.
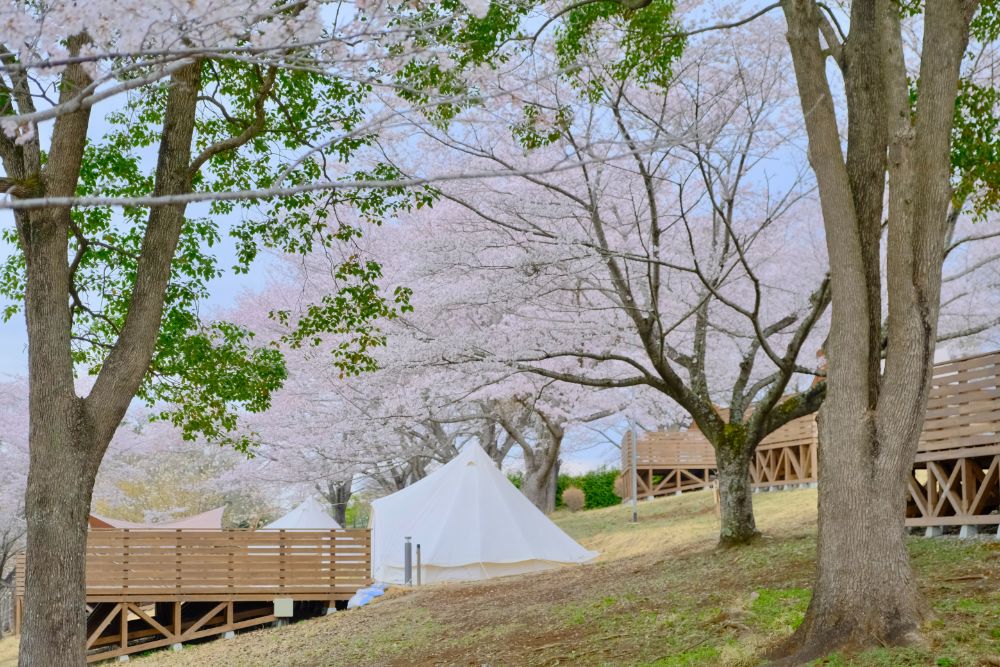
[0,636,13,666]
[4,489,999,666]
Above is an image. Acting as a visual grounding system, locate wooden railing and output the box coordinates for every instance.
[752,415,818,489]
[620,351,1000,521]
[919,352,1000,453]
[620,430,716,469]
[908,352,1000,527]
[620,430,717,498]
[15,528,371,603]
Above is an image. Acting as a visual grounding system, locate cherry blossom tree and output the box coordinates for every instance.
[92,416,276,528]
[381,3,1000,552]
[371,214,638,509]
[378,23,831,544]
[0,0,494,661]
[230,207,635,512]
[562,0,999,658]
[769,2,995,658]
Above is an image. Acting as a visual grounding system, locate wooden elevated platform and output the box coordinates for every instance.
[15,528,371,662]
[906,353,1000,528]
[620,351,1000,530]
[620,415,818,500]
[751,415,818,490]
[620,430,716,499]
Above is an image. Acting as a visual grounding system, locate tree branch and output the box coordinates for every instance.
[87,62,203,448]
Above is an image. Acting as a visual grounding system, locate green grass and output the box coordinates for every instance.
[5,489,999,666]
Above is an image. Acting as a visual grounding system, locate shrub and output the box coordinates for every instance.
[510,467,622,510]
[563,487,585,512]
[556,468,622,509]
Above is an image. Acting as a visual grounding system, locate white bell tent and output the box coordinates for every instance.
[263,496,342,530]
[370,443,597,584]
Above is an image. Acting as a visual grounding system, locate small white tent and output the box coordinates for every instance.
[89,507,225,530]
[370,444,597,584]
[264,497,342,530]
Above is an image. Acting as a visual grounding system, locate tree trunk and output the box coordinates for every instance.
[20,423,100,666]
[714,441,758,548]
[775,0,975,659]
[501,409,563,513]
[16,60,201,666]
[520,457,559,513]
[321,479,353,527]
[13,37,95,667]
[773,407,924,663]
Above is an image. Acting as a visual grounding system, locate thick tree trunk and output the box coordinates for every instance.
[20,424,100,666]
[776,1,975,659]
[17,61,201,666]
[503,410,563,513]
[520,457,559,513]
[13,36,95,667]
[773,409,924,664]
[715,442,758,548]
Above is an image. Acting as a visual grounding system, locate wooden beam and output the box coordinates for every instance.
[85,611,277,663]
[908,474,929,517]
[85,603,122,649]
[180,601,227,639]
[905,515,1000,527]
[126,602,175,641]
[120,603,128,651]
[929,461,964,517]
[968,455,999,515]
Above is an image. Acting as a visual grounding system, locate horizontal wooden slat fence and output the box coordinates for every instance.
[908,352,1000,528]
[15,528,371,661]
[17,529,371,603]
[918,352,1000,452]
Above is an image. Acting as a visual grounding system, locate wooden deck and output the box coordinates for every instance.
[907,353,1000,528]
[619,430,716,499]
[752,415,819,490]
[621,351,1000,530]
[14,528,371,661]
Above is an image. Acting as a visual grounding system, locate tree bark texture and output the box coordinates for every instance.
[775,0,978,660]
[520,449,560,513]
[715,440,757,547]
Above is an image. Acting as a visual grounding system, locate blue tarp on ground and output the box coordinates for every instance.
[347,582,388,609]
